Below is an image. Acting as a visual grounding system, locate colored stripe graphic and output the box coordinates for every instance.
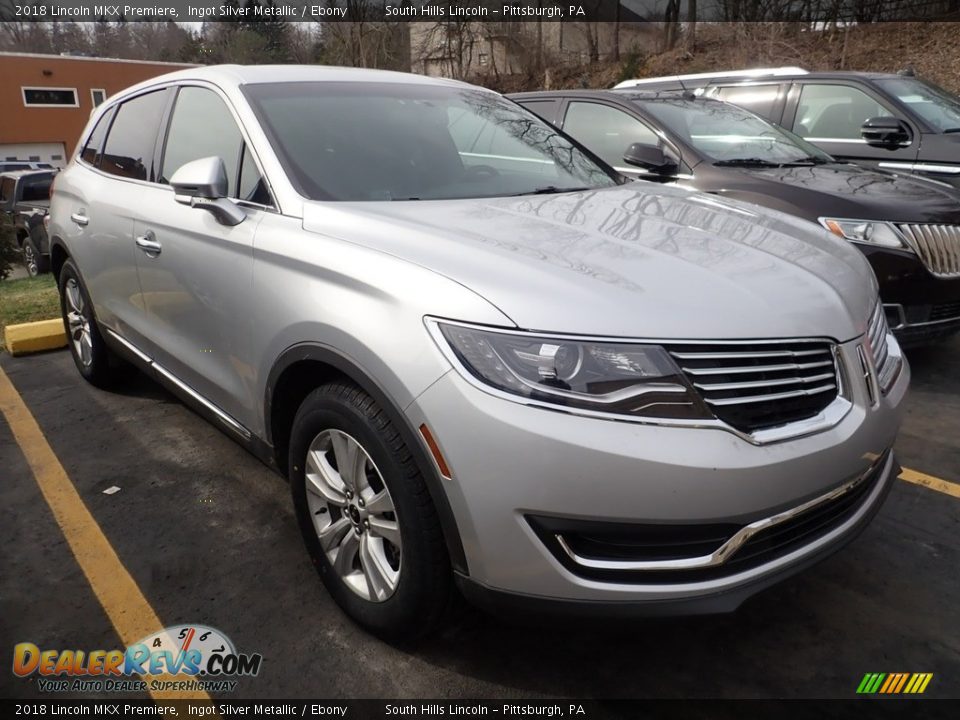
[857,672,932,694]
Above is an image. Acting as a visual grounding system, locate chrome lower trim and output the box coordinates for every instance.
[879,162,960,175]
[104,328,251,441]
[555,455,886,572]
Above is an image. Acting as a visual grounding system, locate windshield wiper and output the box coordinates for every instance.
[511,186,593,196]
[713,158,782,168]
[943,127,960,133]
[780,156,832,166]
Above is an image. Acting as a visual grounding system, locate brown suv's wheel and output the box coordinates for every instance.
[289,381,452,642]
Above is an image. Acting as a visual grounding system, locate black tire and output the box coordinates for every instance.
[23,237,49,277]
[58,258,114,388]
[289,382,452,642]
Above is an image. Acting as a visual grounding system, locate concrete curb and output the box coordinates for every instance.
[4,319,67,356]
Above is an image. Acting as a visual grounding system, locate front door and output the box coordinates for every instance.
[784,81,919,172]
[133,85,267,430]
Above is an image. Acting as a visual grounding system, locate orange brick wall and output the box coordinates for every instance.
[0,53,194,156]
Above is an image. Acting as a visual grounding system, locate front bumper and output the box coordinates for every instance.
[406,337,908,612]
[860,245,960,346]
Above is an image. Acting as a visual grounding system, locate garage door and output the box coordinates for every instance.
[0,142,68,168]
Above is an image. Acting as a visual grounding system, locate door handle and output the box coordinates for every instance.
[135,232,161,255]
[70,212,89,226]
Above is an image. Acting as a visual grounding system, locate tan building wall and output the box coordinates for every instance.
[0,52,194,166]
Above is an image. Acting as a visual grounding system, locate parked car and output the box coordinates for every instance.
[0,169,56,276]
[511,89,960,345]
[615,68,960,190]
[49,66,906,640]
[0,160,56,173]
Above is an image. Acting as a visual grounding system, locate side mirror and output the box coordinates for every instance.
[622,143,678,176]
[861,116,911,148]
[170,156,245,226]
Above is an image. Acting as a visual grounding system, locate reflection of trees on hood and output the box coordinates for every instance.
[458,90,610,184]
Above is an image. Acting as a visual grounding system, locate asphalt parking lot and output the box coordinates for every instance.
[1,339,958,701]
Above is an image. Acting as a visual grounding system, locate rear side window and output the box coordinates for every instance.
[80,109,112,167]
[713,84,781,120]
[0,177,14,203]
[100,90,168,181]
[21,176,52,202]
[161,87,243,195]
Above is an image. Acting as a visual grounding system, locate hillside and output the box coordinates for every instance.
[484,22,960,93]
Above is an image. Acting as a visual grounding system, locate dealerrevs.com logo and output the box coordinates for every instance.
[13,624,262,693]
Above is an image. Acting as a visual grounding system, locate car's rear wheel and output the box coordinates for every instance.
[59,259,113,387]
[289,382,452,641]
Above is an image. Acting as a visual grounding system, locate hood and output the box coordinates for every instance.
[301,184,877,342]
[704,162,960,224]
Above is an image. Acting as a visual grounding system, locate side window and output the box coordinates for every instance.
[563,102,659,168]
[161,87,243,196]
[793,84,893,139]
[80,109,112,167]
[237,144,271,206]
[518,100,558,126]
[0,177,14,203]
[713,84,780,120]
[100,90,167,181]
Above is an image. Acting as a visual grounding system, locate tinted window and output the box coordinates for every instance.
[517,100,558,125]
[161,87,243,195]
[793,84,893,139]
[637,98,832,164]
[563,102,658,168]
[80,109,112,167]
[23,88,77,106]
[237,144,271,205]
[875,77,960,132]
[713,84,780,120]
[20,174,53,202]
[101,91,168,181]
[244,82,615,202]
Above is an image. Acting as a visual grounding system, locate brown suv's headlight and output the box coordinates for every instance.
[820,218,907,249]
[429,320,712,420]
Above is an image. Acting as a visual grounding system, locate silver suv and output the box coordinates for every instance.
[49,66,908,640]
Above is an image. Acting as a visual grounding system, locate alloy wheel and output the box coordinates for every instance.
[23,244,38,277]
[64,278,93,368]
[304,429,402,602]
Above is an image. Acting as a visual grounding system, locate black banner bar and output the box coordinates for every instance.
[1,0,958,24]
[1,699,957,720]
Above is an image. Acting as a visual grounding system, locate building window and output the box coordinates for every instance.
[91,88,107,107]
[22,87,79,107]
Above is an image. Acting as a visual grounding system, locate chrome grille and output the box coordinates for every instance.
[867,302,900,394]
[666,341,839,433]
[896,224,960,277]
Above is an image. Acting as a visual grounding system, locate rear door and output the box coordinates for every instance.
[782,80,919,171]
[131,84,267,430]
[61,89,170,351]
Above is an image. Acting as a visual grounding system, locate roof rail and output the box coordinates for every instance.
[614,67,808,90]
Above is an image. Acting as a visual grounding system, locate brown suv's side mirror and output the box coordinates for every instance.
[170,156,245,226]
[861,116,911,149]
[623,143,678,177]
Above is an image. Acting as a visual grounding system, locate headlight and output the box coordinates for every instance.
[820,218,906,249]
[430,320,712,420]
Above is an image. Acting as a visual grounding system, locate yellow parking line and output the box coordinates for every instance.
[0,366,211,702]
[899,467,960,499]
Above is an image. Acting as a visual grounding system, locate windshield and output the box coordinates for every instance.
[243,82,617,201]
[875,77,960,132]
[635,97,834,165]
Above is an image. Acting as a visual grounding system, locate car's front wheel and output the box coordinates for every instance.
[289,382,452,641]
[22,238,46,276]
